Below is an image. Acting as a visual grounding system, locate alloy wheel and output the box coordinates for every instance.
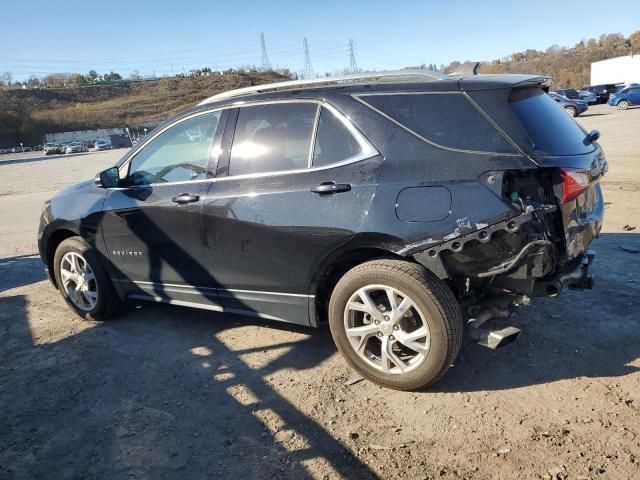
[343,284,430,374]
[60,251,98,311]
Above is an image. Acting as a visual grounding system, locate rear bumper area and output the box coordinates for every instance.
[561,182,604,260]
[534,249,595,296]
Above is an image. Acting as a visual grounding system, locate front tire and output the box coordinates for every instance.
[564,106,577,117]
[53,236,120,321]
[328,259,463,391]
[618,100,629,110]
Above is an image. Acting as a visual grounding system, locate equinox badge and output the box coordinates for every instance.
[112,250,144,256]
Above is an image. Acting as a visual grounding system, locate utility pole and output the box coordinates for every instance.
[260,32,272,71]
[303,37,314,79]
[348,38,359,73]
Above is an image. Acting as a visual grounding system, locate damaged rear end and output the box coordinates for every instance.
[415,78,606,346]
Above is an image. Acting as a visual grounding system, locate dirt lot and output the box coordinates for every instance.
[1,104,639,479]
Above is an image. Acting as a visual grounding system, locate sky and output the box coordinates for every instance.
[2,0,639,82]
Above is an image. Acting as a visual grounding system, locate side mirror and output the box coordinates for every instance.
[95,166,120,188]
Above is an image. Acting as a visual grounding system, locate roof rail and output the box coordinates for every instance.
[198,69,450,105]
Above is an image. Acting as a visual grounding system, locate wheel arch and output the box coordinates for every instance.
[44,228,79,287]
[310,243,405,326]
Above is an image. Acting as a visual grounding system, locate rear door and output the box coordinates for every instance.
[100,109,226,309]
[203,100,381,325]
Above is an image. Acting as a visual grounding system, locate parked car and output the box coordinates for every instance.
[94,140,111,151]
[65,142,88,154]
[37,70,606,390]
[583,84,624,104]
[608,84,640,109]
[576,90,598,104]
[548,92,588,117]
[554,88,580,99]
[44,143,62,155]
[555,88,597,105]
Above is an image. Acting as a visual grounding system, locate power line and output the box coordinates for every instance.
[260,32,272,71]
[348,38,359,73]
[303,37,314,79]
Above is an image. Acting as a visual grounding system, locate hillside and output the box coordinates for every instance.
[0,71,290,147]
[466,31,640,88]
[3,30,640,148]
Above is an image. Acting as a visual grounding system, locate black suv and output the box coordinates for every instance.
[583,84,623,103]
[38,70,606,390]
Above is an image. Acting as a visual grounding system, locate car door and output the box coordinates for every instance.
[628,87,640,105]
[203,101,382,325]
[100,109,226,310]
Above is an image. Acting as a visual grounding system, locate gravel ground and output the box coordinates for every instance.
[1,104,639,479]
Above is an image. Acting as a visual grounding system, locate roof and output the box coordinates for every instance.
[196,70,553,106]
[198,69,450,105]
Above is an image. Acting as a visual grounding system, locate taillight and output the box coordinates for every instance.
[560,169,591,203]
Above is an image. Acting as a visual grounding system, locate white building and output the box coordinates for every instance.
[591,55,640,85]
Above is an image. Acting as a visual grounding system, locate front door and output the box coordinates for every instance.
[101,110,225,310]
[204,101,382,325]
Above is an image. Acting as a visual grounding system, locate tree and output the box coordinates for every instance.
[88,70,98,80]
[42,73,65,88]
[129,70,142,80]
[27,76,41,87]
[67,73,84,86]
[2,71,12,85]
[104,71,122,81]
[629,31,640,52]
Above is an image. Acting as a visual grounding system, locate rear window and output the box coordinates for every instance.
[562,89,580,99]
[509,89,592,156]
[312,107,362,167]
[360,93,517,154]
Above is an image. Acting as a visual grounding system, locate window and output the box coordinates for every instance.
[228,103,317,176]
[360,93,516,153]
[509,88,593,156]
[312,107,363,167]
[126,111,221,185]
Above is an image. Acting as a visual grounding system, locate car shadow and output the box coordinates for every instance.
[578,112,609,117]
[431,232,640,393]
[0,254,47,292]
[2,197,378,479]
[0,291,379,479]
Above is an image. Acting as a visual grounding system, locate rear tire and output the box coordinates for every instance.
[328,259,463,391]
[618,100,629,110]
[564,106,577,117]
[53,236,120,321]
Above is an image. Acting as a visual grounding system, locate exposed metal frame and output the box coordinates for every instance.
[198,69,450,105]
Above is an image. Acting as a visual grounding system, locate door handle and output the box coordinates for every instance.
[311,182,351,195]
[172,193,200,204]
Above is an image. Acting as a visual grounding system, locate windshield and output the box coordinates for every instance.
[510,88,593,156]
